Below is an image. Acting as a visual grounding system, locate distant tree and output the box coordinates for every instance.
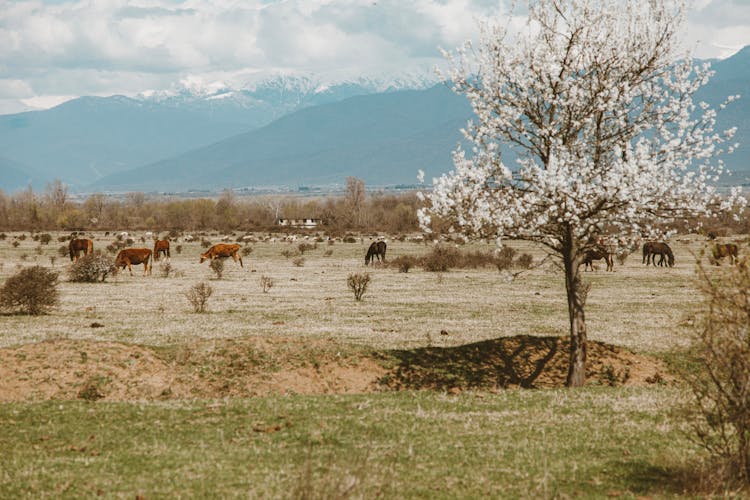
[420,0,745,386]
[345,177,366,227]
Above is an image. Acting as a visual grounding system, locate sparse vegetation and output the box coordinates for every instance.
[209,258,224,279]
[292,257,305,267]
[260,275,274,293]
[681,261,750,485]
[185,282,213,313]
[0,265,59,315]
[159,261,173,278]
[390,255,417,273]
[347,272,371,301]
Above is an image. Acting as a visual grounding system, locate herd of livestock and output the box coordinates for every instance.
[66,235,740,277]
[68,237,243,275]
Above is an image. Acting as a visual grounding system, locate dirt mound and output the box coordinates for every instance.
[0,335,672,402]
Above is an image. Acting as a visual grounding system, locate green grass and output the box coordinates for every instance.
[0,388,701,498]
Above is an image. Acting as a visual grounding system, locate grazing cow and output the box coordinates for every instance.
[365,241,387,265]
[115,248,152,276]
[153,239,170,261]
[69,238,93,262]
[582,245,614,271]
[712,242,738,265]
[199,243,243,267]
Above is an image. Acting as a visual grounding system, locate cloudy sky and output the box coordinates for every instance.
[1,0,749,114]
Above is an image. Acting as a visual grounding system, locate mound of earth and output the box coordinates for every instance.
[0,335,672,402]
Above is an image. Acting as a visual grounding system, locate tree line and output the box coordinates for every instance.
[0,177,422,234]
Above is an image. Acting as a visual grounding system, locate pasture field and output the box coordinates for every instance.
[0,230,742,497]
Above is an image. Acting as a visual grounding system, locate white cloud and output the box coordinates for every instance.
[0,0,748,111]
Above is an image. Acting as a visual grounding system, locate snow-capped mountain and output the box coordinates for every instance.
[133,71,439,124]
[0,71,439,191]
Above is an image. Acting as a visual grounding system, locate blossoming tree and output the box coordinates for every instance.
[419,0,744,386]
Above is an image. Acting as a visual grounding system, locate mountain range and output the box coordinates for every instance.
[1,49,748,193]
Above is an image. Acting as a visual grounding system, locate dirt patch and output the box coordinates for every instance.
[0,335,673,402]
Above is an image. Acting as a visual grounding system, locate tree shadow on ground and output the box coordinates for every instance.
[379,335,566,390]
[378,335,659,390]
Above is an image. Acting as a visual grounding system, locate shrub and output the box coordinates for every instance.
[0,266,59,315]
[422,245,461,272]
[494,246,517,271]
[615,249,631,266]
[347,272,371,301]
[68,253,116,282]
[186,282,213,313]
[292,257,305,267]
[681,261,750,484]
[209,258,224,279]
[390,255,417,273]
[324,249,334,257]
[175,244,183,255]
[159,261,173,278]
[281,249,300,259]
[515,253,534,269]
[260,275,274,293]
[298,242,316,254]
[57,245,68,257]
[201,239,212,248]
[12,241,19,248]
[39,233,52,245]
[241,246,254,257]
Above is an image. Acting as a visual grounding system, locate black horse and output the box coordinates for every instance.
[365,241,387,265]
[643,242,674,267]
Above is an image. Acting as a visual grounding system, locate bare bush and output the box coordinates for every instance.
[260,275,274,293]
[298,242,317,254]
[390,255,417,273]
[681,261,750,485]
[0,266,59,315]
[422,245,461,272]
[185,282,213,313]
[209,258,224,279]
[515,253,534,269]
[159,261,173,278]
[68,253,116,282]
[615,249,631,266]
[39,233,52,245]
[175,245,183,255]
[292,257,305,267]
[347,272,371,301]
[241,246,254,257]
[494,246,517,271]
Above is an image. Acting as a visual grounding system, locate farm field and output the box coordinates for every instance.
[0,230,740,497]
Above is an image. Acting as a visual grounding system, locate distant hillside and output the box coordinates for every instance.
[90,85,472,191]
[0,97,253,189]
[2,48,748,193]
[0,156,39,192]
[0,74,435,192]
[696,45,750,181]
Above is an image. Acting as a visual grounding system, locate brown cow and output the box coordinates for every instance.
[153,239,170,261]
[69,238,93,261]
[199,243,243,267]
[116,248,152,276]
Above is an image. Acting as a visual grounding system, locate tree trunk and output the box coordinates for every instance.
[563,233,587,387]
